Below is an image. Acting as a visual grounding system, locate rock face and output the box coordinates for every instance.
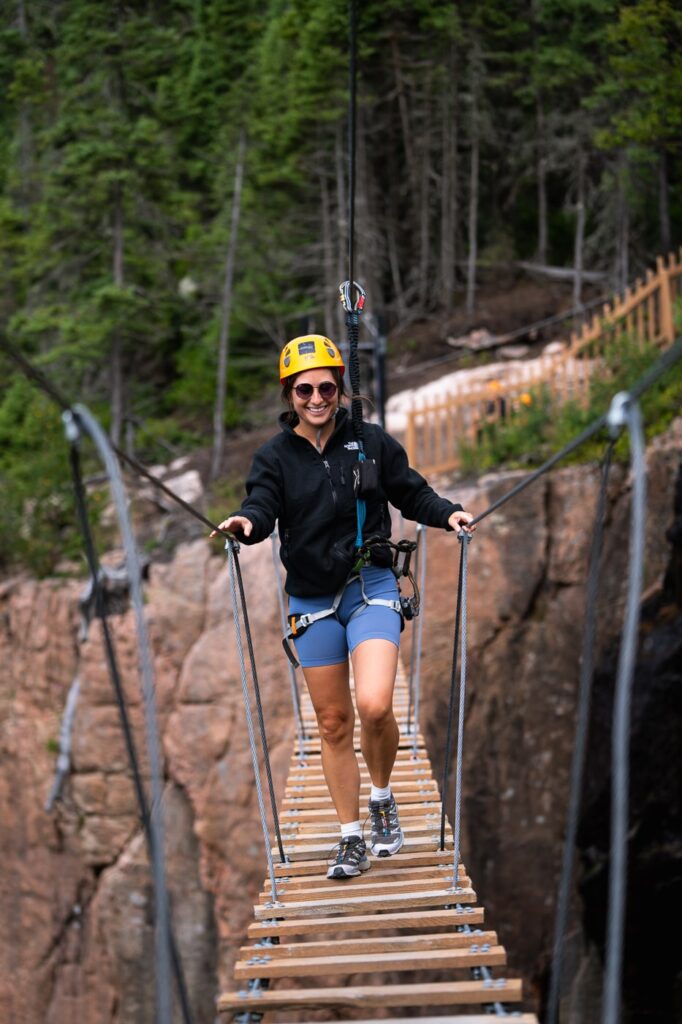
[0,419,680,1023]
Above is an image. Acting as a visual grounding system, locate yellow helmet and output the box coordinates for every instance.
[279,335,345,383]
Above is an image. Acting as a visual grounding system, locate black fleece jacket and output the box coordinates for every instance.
[233,408,463,597]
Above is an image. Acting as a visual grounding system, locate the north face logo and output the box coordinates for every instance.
[344,441,359,450]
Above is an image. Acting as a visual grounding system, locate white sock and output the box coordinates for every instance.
[370,784,392,803]
[340,820,362,839]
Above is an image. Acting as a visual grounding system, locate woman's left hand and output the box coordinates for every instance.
[448,510,476,534]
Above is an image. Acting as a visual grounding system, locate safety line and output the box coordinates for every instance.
[546,442,614,1024]
[64,411,184,1024]
[602,396,646,1024]
[407,523,427,756]
[347,0,357,298]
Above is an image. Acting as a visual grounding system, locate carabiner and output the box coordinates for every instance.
[338,280,366,314]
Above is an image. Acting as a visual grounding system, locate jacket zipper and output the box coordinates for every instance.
[322,457,337,508]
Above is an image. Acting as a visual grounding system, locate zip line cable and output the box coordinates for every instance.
[65,429,194,1024]
[65,407,173,1024]
[546,442,614,1024]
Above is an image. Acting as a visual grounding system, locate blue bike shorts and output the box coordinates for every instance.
[288,566,401,668]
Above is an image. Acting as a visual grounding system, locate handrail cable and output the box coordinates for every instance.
[546,441,614,1024]
[226,541,282,903]
[231,541,287,863]
[450,533,471,891]
[407,523,427,755]
[65,429,194,1024]
[602,394,646,1024]
[66,406,174,1024]
[440,541,465,850]
[270,531,307,761]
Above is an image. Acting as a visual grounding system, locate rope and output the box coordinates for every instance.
[231,544,288,864]
[64,412,190,1024]
[450,533,471,891]
[270,532,307,760]
[440,542,465,850]
[227,541,281,903]
[546,442,614,1024]
[602,396,647,1024]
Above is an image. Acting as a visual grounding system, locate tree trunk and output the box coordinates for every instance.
[334,124,348,344]
[110,184,124,447]
[615,154,629,294]
[465,52,480,318]
[658,149,671,254]
[320,169,335,339]
[390,34,416,187]
[418,71,432,307]
[573,148,586,311]
[211,129,246,480]
[16,0,33,206]
[439,58,457,310]
[536,98,548,264]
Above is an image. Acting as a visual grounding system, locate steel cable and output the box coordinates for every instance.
[270,532,307,761]
[227,542,281,903]
[67,407,174,1024]
[602,397,646,1024]
[450,534,471,891]
[440,542,465,850]
[546,442,614,1024]
[231,544,287,863]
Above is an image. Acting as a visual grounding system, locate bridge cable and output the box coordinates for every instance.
[546,441,614,1024]
[450,533,471,891]
[64,407,175,1024]
[406,523,427,755]
[602,394,647,1024]
[439,539,465,851]
[227,541,283,903]
[270,532,307,761]
[230,540,288,864]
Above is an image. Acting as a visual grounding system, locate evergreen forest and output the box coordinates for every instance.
[1,0,681,573]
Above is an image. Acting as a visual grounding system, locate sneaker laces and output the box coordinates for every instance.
[368,798,397,837]
[327,835,364,867]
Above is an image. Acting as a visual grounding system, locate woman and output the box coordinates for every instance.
[212,335,474,880]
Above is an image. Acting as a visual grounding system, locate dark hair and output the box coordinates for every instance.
[281,366,347,425]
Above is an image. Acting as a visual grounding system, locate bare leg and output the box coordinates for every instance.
[302,660,360,823]
[352,639,400,789]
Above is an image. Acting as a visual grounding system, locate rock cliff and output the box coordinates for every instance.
[1,419,680,1023]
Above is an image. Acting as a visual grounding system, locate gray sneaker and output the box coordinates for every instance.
[368,795,404,857]
[326,835,371,880]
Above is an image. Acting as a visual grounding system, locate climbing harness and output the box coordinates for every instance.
[281,534,420,668]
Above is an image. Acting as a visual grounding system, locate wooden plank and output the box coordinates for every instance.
[279,822,453,843]
[282,790,439,810]
[274,849,458,877]
[267,863,463,890]
[285,780,438,797]
[248,905,484,939]
[254,887,476,920]
[274,836,452,861]
[287,1017,538,1023]
[234,944,507,979]
[259,875,471,904]
[239,929,498,960]
[216,978,523,1012]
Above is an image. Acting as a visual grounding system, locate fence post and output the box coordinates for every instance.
[657,255,674,344]
[405,409,417,467]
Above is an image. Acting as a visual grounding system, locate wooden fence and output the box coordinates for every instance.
[405,249,682,476]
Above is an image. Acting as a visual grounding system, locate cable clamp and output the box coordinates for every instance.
[338,279,366,313]
[457,530,472,546]
[607,390,631,438]
[225,537,241,555]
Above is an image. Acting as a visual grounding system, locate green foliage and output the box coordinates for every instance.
[459,334,682,477]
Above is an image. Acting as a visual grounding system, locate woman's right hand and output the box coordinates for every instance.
[209,515,253,539]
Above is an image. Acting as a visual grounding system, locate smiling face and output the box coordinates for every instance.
[289,367,340,431]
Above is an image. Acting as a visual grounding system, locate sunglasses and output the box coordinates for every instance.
[293,381,338,400]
